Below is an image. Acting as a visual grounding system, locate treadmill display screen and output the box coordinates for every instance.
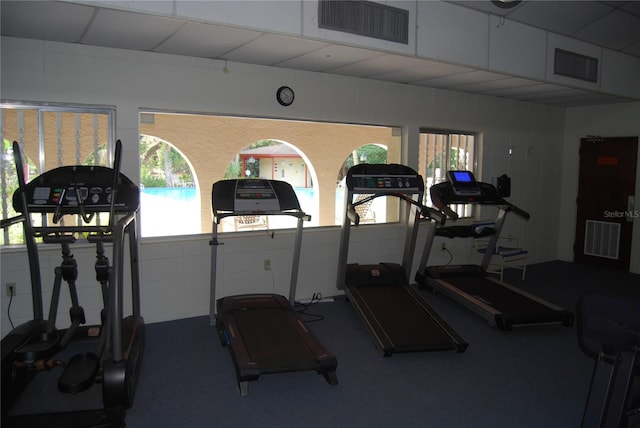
[451,171,474,183]
[234,179,280,212]
[235,180,276,200]
[447,170,481,196]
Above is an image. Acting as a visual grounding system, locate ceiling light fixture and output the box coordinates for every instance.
[491,0,522,9]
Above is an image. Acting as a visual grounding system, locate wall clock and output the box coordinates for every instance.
[276,86,295,106]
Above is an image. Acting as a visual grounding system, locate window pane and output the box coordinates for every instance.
[139,135,199,237]
[419,130,476,218]
[139,112,400,235]
[1,104,114,245]
[335,144,393,225]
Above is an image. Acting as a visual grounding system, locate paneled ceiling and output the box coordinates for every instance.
[2,1,640,107]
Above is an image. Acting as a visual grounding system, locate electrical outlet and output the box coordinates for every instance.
[6,282,16,297]
[264,259,271,271]
[441,242,447,251]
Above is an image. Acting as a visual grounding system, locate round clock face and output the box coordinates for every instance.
[277,86,294,106]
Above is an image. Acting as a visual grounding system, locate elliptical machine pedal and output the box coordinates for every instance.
[58,352,100,394]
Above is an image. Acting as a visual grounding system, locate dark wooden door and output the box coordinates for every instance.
[574,137,638,270]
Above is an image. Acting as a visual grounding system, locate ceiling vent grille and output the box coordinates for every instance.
[318,0,409,44]
[554,48,598,83]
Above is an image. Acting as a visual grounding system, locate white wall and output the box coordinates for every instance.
[559,102,640,273]
[0,36,631,336]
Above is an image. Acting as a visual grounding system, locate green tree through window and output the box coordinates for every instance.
[140,135,194,188]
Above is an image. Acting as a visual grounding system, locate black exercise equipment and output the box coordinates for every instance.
[578,294,640,428]
[209,179,338,396]
[1,140,144,428]
[415,170,574,331]
[336,164,468,356]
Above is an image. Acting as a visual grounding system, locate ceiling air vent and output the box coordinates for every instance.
[554,48,598,83]
[318,0,409,44]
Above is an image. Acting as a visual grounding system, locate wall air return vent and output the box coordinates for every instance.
[584,220,620,260]
[318,0,409,44]
[554,48,598,83]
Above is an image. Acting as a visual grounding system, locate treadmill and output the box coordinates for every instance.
[209,179,338,396]
[415,170,574,331]
[336,164,468,357]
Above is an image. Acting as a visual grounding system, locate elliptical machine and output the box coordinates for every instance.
[578,294,640,428]
[1,140,144,428]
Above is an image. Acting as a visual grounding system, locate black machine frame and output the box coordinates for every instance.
[415,170,573,331]
[1,141,144,427]
[209,179,338,396]
[578,294,640,428]
[336,163,468,356]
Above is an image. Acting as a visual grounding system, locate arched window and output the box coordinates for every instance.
[139,135,200,237]
[138,111,400,232]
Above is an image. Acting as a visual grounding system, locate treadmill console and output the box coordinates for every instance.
[347,164,424,194]
[447,170,481,196]
[234,179,280,212]
[12,165,139,214]
[430,171,529,220]
[212,179,303,215]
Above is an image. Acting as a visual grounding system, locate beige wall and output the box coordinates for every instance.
[258,157,308,187]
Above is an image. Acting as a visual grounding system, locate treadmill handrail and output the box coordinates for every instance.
[347,192,446,226]
[499,202,530,220]
[337,163,432,291]
[431,180,530,220]
[417,173,530,282]
[214,209,310,223]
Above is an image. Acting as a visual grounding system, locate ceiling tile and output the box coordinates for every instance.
[623,40,640,57]
[417,70,511,88]
[373,58,471,83]
[448,1,520,16]
[574,9,640,50]
[621,1,640,15]
[508,1,612,36]
[480,82,553,98]
[0,1,94,43]
[224,34,329,66]
[454,76,540,93]
[154,22,262,58]
[277,45,383,72]
[82,9,183,51]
